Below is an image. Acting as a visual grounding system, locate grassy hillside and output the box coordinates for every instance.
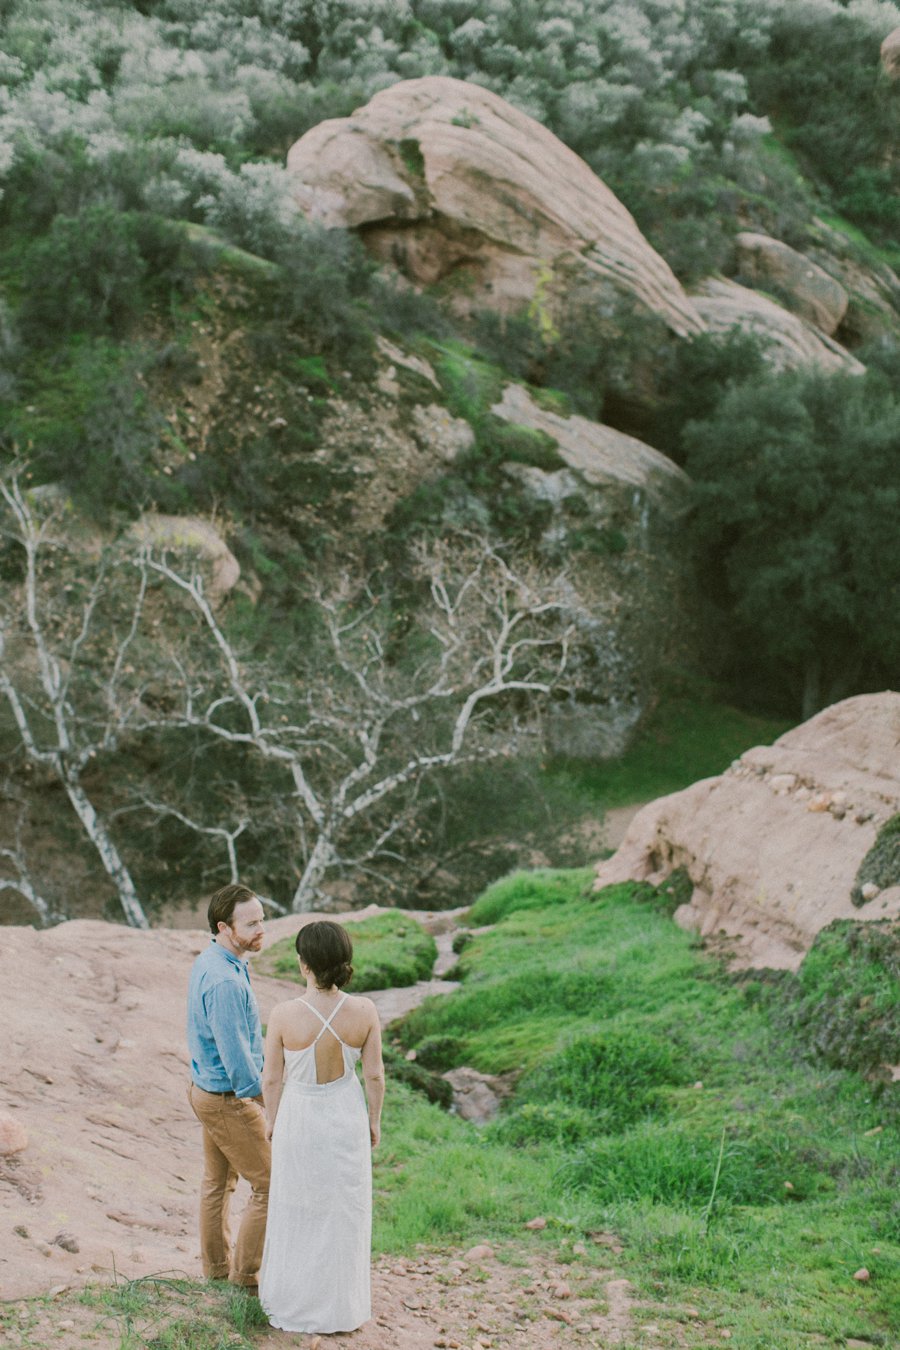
[384,873,900,1346]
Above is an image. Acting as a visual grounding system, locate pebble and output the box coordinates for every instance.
[524,1216,547,1230]
[852,1267,870,1281]
[33,1241,52,1257]
[58,1320,75,1331]
[572,1242,587,1256]
[543,1305,574,1324]
[550,1280,572,1299]
[53,1231,79,1253]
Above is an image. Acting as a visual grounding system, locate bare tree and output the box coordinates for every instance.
[0,789,63,927]
[1,461,587,920]
[145,536,581,911]
[0,468,152,926]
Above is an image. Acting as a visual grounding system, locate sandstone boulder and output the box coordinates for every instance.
[735,232,849,335]
[594,693,900,969]
[287,76,704,338]
[881,27,900,79]
[691,278,864,374]
[130,514,241,602]
[491,383,688,502]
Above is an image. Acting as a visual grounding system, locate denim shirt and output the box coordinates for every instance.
[187,939,263,1098]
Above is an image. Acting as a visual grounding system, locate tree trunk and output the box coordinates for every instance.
[62,775,150,929]
[291,831,337,913]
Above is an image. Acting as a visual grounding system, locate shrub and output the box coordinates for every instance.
[20,206,145,341]
[468,868,593,925]
[18,206,206,347]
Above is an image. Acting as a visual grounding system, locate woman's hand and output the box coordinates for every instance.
[369,1120,381,1148]
[265,1120,275,1142]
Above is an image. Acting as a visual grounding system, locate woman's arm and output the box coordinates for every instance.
[262,1007,286,1142]
[360,1001,385,1147]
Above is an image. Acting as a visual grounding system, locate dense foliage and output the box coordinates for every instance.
[682,362,900,716]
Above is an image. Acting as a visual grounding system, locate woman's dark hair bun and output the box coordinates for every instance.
[322,959,354,989]
[295,921,354,989]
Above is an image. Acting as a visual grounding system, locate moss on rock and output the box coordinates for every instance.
[852,813,900,907]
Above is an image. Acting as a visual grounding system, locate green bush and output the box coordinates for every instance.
[468,868,594,925]
[20,206,145,342]
[21,340,167,519]
[18,206,206,348]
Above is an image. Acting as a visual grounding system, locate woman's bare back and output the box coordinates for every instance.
[278,994,375,1086]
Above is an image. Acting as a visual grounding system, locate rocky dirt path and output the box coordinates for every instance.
[1,1236,671,1350]
[268,1239,649,1349]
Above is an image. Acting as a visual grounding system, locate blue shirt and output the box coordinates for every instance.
[187,940,263,1098]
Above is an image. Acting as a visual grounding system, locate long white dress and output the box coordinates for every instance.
[259,995,372,1333]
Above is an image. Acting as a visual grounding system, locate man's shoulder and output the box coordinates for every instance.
[191,943,244,988]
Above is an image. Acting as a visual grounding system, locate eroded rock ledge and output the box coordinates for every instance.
[594,693,900,969]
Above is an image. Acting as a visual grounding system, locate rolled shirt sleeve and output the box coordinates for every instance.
[204,980,263,1098]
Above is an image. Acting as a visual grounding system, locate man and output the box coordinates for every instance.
[187,883,270,1292]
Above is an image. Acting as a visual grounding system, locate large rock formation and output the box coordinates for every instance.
[594,693,900,969]
[691,278,864,374]
[287,76,705,338]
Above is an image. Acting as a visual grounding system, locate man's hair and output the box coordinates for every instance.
[208,883,258,935]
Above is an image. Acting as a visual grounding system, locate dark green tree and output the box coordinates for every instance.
[683,369,900,718]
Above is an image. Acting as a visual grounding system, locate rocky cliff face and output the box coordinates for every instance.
[594,693,900,969]
[287,75,705,338]
[286,76,893,383]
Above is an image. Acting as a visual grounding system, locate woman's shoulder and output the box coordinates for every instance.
[342,992,379,1021]
[268,995,308,1022]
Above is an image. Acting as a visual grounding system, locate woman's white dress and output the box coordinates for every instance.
[259,995,372,1333]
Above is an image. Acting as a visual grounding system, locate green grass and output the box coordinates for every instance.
[257,910,437,992]
[386,873,900,1345]
[424,338,507,421]
[546,684,792,813]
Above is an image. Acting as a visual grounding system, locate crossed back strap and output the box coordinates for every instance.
[303,993,350,1046]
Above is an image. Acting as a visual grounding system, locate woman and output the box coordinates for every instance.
[259,920,385,1334]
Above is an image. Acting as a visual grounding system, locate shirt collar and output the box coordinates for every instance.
[211,937,247,970]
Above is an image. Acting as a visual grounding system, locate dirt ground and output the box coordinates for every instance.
[0,1235,700,1350]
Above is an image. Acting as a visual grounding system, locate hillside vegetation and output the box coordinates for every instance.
[381,871,900,1346]
[1,0,899,926]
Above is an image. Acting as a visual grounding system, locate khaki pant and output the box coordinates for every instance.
[188,1083,271,1286]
